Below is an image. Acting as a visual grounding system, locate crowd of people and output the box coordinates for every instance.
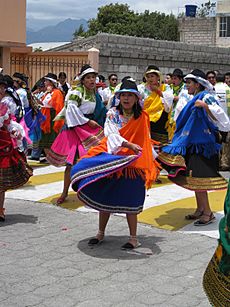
[0,64,229,304]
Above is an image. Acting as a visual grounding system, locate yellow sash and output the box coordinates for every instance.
[143,84,166,123]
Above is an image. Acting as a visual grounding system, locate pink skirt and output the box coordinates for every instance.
[46,124,104,166]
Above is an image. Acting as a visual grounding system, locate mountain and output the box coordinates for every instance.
[26,18,88,44]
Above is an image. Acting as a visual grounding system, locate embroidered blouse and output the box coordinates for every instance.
[60,85,97,127]
[104,107,131,154]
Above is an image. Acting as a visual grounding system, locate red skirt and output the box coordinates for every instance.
[0,128,33,191]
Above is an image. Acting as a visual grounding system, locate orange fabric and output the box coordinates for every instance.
[41,89,64,134]
[83,111,160,189]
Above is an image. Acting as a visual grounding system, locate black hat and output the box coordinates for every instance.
[44,73,58,85]
[0,75,8,87]
[3,75,14,88]
[13,72,28,84]
[172,68,184,78]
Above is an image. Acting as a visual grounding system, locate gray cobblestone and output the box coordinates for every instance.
[0,198,214,306]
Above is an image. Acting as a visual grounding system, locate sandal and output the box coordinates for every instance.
[88,230,104,246]
[121,235,141,250]
[194,212,216,226]
[0,208,5,222]
[185,210,203,220]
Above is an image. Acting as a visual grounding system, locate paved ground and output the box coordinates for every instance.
[0,198,215,307]
[6,162,230,239]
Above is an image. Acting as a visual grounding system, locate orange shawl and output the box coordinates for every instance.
[83,111,160,189]
[41,89,64,134]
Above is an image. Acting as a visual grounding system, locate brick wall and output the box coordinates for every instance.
[178,17,216,46]
[52,33,230,83]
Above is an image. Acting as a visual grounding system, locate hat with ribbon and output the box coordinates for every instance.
[78,64,97,80]
[184,69,214,92]
[115,79,142,101]
[144,65,162,83]
[44,73,58,86]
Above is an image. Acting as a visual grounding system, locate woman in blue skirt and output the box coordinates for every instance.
[71,79,160,249]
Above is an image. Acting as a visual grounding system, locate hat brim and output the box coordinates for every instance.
[184,74,214,92]
[115,88,142,100]
[44,77,58,85]
[79,68,98,80]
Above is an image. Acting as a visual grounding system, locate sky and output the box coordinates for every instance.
[26,0,207,30]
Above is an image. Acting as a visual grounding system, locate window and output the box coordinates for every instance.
[219,16,230,37]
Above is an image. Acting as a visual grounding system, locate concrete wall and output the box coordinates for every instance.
[52,33,230,83]
[216,0,230,48]
[178,17,216,46]
[0,0,26,45]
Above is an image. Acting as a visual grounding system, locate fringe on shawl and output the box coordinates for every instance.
[106,160,161,189]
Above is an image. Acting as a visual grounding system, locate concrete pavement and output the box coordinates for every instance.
[0,198,215,306]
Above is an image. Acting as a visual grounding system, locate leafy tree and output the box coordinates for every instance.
[33,47,43,52]
[73,24,86,38]
[197,1,216,17]
[81,3,179,41]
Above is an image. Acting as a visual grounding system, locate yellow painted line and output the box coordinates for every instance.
[28,161,49,167]
[39,191,83,210]
[138,189,227,231]
[26,172,64,186]
[151,175,172,188]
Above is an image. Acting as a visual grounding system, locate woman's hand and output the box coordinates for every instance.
[88,120,100,129]
[123,141,142,154]
[195,100,206,108]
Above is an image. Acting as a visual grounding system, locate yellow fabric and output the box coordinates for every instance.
[143,84,166,123]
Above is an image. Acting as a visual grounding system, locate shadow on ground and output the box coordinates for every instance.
[77,235,164,260]
[0,214,38,226]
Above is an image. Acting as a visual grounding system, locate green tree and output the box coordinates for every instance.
[84,3,179,41]
[73,24,86,38]
[197,1,216,17]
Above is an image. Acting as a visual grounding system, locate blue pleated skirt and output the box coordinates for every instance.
[71,152,145,214]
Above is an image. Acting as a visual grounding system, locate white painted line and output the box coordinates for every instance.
[6,181,72,201]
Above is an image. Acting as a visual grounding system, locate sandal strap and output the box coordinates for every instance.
[202,212,213,217]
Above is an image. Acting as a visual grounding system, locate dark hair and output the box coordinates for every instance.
[108,73,118,80]
[206,70,216,78]
[216,74,225,83]
[166,73,172,77]
[58,72,67,79]
[225,72,230,77]
[98,74,105,82]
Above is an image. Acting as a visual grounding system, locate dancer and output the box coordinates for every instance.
[32,73,64,161]
[138,65,174,145]
[158,69,230,226]
[0,76,32,221]
[203,179,230,306]
[70,79,160,249]
[46,65,107,205]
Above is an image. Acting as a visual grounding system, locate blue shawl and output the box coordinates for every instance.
[162,91,220,158]
[93,93,107,127]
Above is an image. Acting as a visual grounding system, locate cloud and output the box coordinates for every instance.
[27,0,205,28]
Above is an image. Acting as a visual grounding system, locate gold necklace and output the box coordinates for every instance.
[123,110,133,118]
